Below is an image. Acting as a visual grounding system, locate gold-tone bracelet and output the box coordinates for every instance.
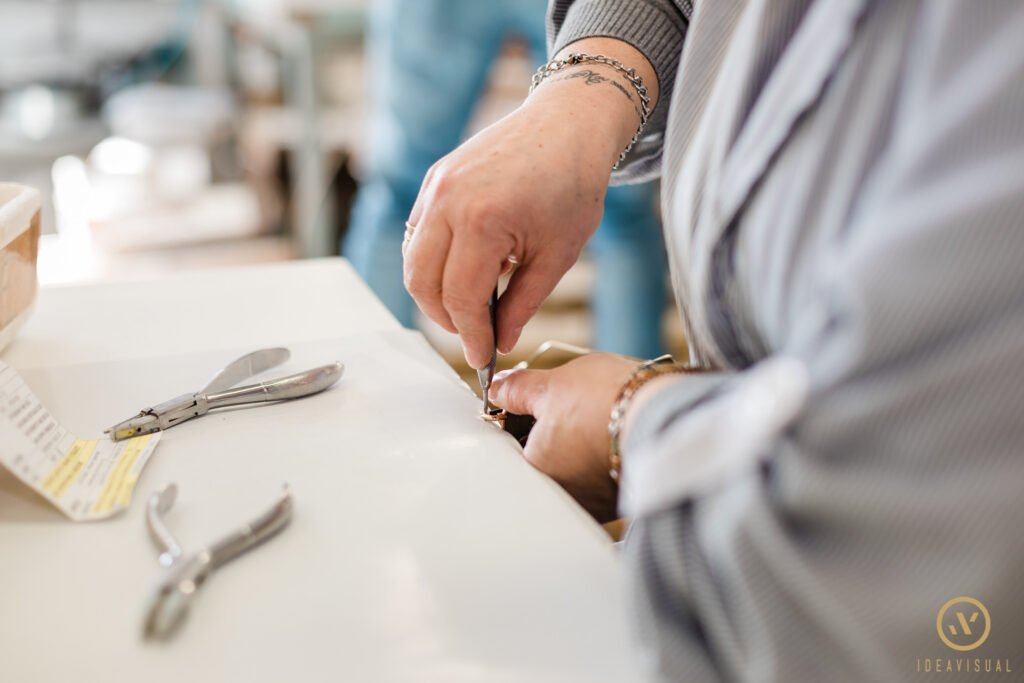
[608,357,697,483]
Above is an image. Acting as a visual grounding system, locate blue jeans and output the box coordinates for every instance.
[344,0,667,358]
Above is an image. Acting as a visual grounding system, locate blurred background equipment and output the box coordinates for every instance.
[0,0,682,375]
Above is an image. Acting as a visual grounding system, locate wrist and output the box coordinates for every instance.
[522,73,636,172]
[619,373,683,450]
[609,360,705,482]
[554,38,660,106]
[526,38,658,171]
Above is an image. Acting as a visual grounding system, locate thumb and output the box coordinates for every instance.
[490,368,549,416]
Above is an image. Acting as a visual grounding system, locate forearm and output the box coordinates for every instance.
[525,37,659,174]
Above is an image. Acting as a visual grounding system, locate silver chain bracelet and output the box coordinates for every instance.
[530,52,651,170]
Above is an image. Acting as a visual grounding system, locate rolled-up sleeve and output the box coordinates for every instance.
[547,0,690,182]
[620,358,808,519]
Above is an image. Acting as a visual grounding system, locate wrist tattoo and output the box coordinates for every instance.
[559,68,609,86]
[531,53,652,169]
[551,68,642,118]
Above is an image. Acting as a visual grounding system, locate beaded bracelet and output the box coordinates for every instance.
[608,357,698,483]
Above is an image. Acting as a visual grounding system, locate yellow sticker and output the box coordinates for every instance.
[42,439,98,499]
[92,434,151,514]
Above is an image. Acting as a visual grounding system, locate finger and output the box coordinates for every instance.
[400,221,415,259]
[495,251,573,353]
[499,257,517,277]
[490,368,549,416]
[441,233,509,368]
[520,419,556,471]
[407,164,436,228]
[403,212,456,333]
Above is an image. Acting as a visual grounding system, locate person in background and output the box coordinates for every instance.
[344,0,666,359]
[403,0,1024,681]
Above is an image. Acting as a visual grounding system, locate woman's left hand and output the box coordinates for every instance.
[490,353,639,522]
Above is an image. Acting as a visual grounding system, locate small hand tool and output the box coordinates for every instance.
[477,286,498,414]
[106,348,343,440]
[143,482,293,639]
[482,341,596,444]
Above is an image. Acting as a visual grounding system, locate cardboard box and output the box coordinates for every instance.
[0,183,41,352]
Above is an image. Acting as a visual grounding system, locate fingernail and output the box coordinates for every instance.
[501,327,523,353]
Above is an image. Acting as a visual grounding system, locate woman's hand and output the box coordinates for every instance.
[402,38,659,369]
[403,96,614,366]
[490,353,639,522]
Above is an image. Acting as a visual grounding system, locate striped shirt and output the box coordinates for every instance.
[550,1,1024,681]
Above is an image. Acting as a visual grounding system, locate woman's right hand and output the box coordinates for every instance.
[402,38,658,369]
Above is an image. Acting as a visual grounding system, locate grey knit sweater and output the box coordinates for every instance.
[549,1,1024,682]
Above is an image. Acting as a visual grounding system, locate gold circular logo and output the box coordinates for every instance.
[937,597,991,652]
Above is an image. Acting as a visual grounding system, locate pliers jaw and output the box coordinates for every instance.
[106,412,161,440]
[106,393,205,441]
[142,553,213,639]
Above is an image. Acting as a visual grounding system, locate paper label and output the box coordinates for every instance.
[0,360,160,521]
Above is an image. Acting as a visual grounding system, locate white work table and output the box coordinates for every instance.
[0,259,635,682]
